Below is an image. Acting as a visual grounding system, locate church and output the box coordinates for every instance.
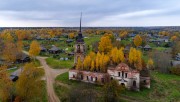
[69,14,150,91]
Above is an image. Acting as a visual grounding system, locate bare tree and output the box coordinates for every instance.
[150,50,171,73]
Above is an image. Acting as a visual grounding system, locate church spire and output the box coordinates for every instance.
[80,12,82,32]
[76,12,84,43]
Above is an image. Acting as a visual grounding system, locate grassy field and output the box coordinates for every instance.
[55,71,180,102]
[46,57,74,69]
[123,71,180,102]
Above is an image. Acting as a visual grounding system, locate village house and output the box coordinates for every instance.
[116,37,121,41]
[16,53,30,63]
[69,15,150,91]
[48,45,61,54]
[40,45,47,52]
[143,44,152,51]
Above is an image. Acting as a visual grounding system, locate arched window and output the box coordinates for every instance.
[77,45,80,53]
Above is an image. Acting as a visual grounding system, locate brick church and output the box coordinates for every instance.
[69,14,150,91]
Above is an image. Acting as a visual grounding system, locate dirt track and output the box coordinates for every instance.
[37,56,68,102]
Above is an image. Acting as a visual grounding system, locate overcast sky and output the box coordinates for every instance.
[0,0,180,27]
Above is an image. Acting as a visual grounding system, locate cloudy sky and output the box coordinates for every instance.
[0,0,180,27]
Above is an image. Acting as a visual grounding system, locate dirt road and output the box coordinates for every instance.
[37,56,68,102]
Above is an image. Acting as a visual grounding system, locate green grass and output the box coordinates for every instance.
[7,68,18,73]
[41,81,48,102]
[123,71,180,102]
[154,47,168,51]
[84,35,101,45]
[54,83,69,102]
[46,57,74,69]
[56,71,180,102]
[55,72,80,86]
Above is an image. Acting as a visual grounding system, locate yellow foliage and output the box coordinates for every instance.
[83,55,91,70]
[98,36,112,53]
[90,60,95,71]
[29,40,40,58]
[17,40,24,52]
[128,47,143,70]
[15,30,25,40]
[133,34,142,47]
[0,66,13,102]
[76,57,82,70]
[3,42,17,62]
[135,50,142,71]
[171,36,177,41]
[16,63,44,101]
[147,58,154,69]
[69,33,75,39]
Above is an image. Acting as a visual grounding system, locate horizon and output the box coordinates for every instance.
[1,0,180,27]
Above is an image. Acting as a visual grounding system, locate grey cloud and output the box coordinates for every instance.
[0,0,180,27]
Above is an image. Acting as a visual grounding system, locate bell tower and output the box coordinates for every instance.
[74,13,85,64]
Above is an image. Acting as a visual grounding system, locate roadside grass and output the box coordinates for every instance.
[41,81,48,102]
[7,67,19,73]
[55,72,79,86]
[46,57,73,69]
[33,59,41,67]
[54,83,69,102]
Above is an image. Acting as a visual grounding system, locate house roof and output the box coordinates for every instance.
[171,60,180,66]
[49,45,60,51]
[144,45,151,49]
[40,46,47,50]
[16,53,29,60]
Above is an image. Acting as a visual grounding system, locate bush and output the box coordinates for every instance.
[170,66,180,76]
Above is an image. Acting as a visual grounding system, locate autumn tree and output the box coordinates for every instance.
[48,30,55,38]
[171,35,178,41]
[17,40,23,52]
[2,33,13,42]
[147,58,154,69]
[98,36,112,53]
[128,47,143,70]
[134,50,142,71]
[76,57,82,70]
[3,42,18,63]
[103,80,124,102]
[16,63,44,101]
[15,30,25,40]
[119,30,128,39]
[172,41,180,57]
[90,60,95,71]
[0,66,13,102]
[133,34,142,47]
[110,47,125,65]
[69,33,75,39]
[83,55,91,70]
[29,40,40,60]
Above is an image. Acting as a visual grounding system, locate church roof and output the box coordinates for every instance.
[76,13,84,43]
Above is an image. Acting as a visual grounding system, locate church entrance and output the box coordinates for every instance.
[133,81,136,87]
[121,83,125,86]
